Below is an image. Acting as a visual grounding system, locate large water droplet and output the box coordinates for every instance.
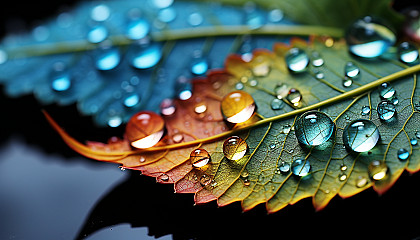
[291,159,310,177]
[87,25,108,43]
[126,18,150,40]
[294,111,335,146]
[345,16,396,58]
[377,100,396,121]
[368,160,388,180]
[126,111,165,149]
[343,119,380,152]
[221,91,256,124]
[344,62,360,79]
[286,88,302,106]
[378,82,396,100]
[50,62,71,92]
[130,43,162,69]
[95,46,121,71]
[285,48,309,73]
[190,148,211,168]
[398,42,419,64]
[223,136,248,161]
[397,148,410,161]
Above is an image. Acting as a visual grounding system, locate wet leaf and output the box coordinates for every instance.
[47,34,420,212]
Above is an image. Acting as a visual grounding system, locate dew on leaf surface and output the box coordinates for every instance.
[294,111,335,146]
[397,148,410,161]
[285,48,309,73]
[126,18,150,40]
[378,82,396,100]
[342,119,380,152]
[221,91,256,124]
[190,148,211,168]
[344,62,360,79]
[223,136,248,161]
[368,160,389,180]
[286,88,302,106]
[355,176,369,188]
[361,106,370,116]
[126,111,165,149]
[270,98,284,110]
[129,43,162,69]
[398,42,419,64]
[291,159,310,177]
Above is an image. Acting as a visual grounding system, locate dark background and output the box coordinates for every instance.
[1,1,420,240]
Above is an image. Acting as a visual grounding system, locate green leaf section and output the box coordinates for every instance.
[191,38,420,212]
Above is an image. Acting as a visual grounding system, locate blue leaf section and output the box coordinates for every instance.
[0,0,293,127]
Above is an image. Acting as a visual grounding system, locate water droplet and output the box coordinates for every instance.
[126,18,150,40]
[291,159,310,177]
[158,173,169,182]
[345,16,396,58]
[391,97,399,105]
[274,83,289,99]
[342,77,353,88]
[172,133,183,143]
[50,62,71,92]
[397,148,410,161]
[194,103,207,114]
[190,57,208,75]
[278,161,290,174]
[108,115,122,128]
[223,136,248,161]
[343,119,380,152]
[311,52,324,67]
[378,82,396,100]
[251,56,271,77]
[285,48,309,73]
[126,111,165,149]
[294,111,335,146]
[411,138,418,146]
[344,62,360,79]
[270,98,284,110]
[91,4,111,22]
[157,7,176,23]
[338,173,347,181]
[361,106,370,116]
[416,131,420,139]
[377,100,396,121]
[368,160,388,180]
[282,125,292,134]
[355,176,369,188]
[123,94,140,108]
[221,91,256,124]
[87,25,108,43]
[160,98,176,116]
[95,46,121,71]
[240,170,249,178]
[340,164,348,171]
[268,9,283,22]
[286,88,302,107]
[398,42,419,64]
[188,12,203,26]
[0,49,8,65]
[243,178,251,186]
[130,43,162,69]
[245,10,264,30]
[32,25,50,42]
[190,148,211,168]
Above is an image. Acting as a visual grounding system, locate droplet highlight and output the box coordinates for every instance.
[285,48,309,73]
[377,100,396,121]
[126,111,165,149]
[223,136,248,161]
[398,42,419,64]
[397,148,409,161]
[221,91,256,124]
[368,160,388,180]
[291,159,311,177]
[343,119,380,152]
[294,111,335,146]
[286,88,302,107]
[190,148,211,168]
[378,82,396,100]
[130,43,162,69]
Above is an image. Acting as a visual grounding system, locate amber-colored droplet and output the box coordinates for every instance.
[221,91,256,124]
[125,111,165,149]
[223,136,248,161]
[368,160,389,180]
[190,148,211,168]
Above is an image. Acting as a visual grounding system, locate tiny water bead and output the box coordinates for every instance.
[345,16,396,58]
[223,136,248,161]
[291,159,310,177]
[190,57,209,75]
[286,88,302,106]
[221,91,256,124]
[344,62,360,79]
[160,98,176,116]
[294,111,335,146]
[411,138,418,146]
[270,98,284,110]
[378,82,396,100]
[190,148,211,168]
[361,106,370,116]
[285,48,309,73]
[278,161,290,174]
[355,176,369,188]
[342,77,353,88]
[311,51,324,67]
[95,46,121,71]
[126,18,150,40]
[398,42,419,64]
[368,160,389,180]
[377,100,396,121]
[130,43,162,69]
[125,111,165,149]
[50,62,71,92]
[343,119,380,152]
[397,148,410,161]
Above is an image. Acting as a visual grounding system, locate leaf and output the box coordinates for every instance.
[46,34,420,213]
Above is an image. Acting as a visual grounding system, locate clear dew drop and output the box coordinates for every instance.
[345,16,396,58]
[190,57,209,75]
[285,48,309,73]
[344,62,360,79]
[123,94,140,108]
[397,148,410,161]
[291,159,310,177]
[274,83,289,99]
[378,82,396,100]
[129,43,162,69]
[0,49,8,65]
[270,98,284,110]
[107,115,122,128]
[268,9,283,22]
[190,148,211,168]
[294,111,335,146]
[355,176,368,188]
[157,7,177,23]
[126,111,165,149]
[368,160,389,180]
[342,77,353,88]
[235,82,244,90]
[188,12,204,26]
[126,18,150,40]
[361,106,370,116]
[278,161,290,174]
[172,133,184,143]
[311,51,324,67]
[340,164,348,171]
[398,42,419,64]
[91,4,111,22]
[243,178,251,186]
[338,173,347,181]
[240,170,249,178]
[286,88,302,106]
[95,46,121,71]
[377,100,396,121]
[221,91,256,124]
[160,98,176,116]
[223,136,248,161]
[411,138,418,146]
[50,62,71,92]
[343,119,380,152]
[87,25,108,43]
